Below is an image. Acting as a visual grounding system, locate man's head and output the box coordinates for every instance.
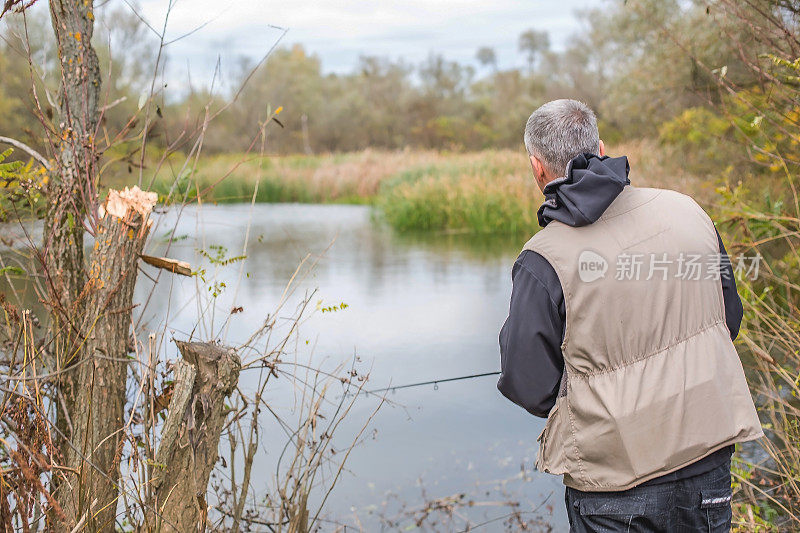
[524,99,605,191]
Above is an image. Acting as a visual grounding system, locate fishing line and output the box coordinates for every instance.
[363,371,500,395]
[242,362,500,398]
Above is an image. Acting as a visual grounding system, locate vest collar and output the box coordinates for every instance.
[599,186,662,220]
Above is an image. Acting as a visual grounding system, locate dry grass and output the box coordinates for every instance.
[129,141,710,234]
[137,149,453,204]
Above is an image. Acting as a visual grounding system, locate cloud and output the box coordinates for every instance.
[132,0,597,92]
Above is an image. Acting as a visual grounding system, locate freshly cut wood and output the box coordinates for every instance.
[140,254,193,276]
[102,186,157,220]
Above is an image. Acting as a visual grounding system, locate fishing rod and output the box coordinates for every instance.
[243,360,500,397]
[363,371,500,395]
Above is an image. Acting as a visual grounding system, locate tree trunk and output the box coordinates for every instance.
[46,0,101,481]
[145,341,241,532]
[54,187,157,531]
[46,0,100,309]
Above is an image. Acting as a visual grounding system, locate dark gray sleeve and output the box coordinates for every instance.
[497,251,565,418]
[716,230,744,340]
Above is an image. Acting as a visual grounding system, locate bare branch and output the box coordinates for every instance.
[0,136,50,170]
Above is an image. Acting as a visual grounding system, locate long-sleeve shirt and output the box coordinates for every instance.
[498,230,744,418]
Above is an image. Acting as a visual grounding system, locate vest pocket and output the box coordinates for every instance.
[535,423,549,471]
[535,397,569,475]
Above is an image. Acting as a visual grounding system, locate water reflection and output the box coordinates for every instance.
[1,203,565,529]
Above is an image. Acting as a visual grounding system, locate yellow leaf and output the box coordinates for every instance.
[275,106,283,115]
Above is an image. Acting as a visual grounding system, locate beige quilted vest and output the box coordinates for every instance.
[524,186,762,492]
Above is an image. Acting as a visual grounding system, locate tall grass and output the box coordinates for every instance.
[376,151,542,234]
[374,141,710,235]
[712,183,800,530]
[124,140,706,236]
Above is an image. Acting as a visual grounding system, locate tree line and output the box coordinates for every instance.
[0,0,766,158]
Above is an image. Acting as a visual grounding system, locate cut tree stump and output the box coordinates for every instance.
[145,341,241,532]
[56,186,157,531]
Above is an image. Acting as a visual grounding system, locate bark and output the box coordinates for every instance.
[54,187,157,531]
[46,0,101,325]
[145,341,241,533]
[46,0,101,473]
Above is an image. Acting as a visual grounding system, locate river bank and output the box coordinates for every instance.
[120,140,709,235]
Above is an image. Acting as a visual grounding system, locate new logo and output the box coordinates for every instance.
[578,250,608,282]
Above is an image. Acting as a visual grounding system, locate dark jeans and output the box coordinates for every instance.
[565,460,732,532]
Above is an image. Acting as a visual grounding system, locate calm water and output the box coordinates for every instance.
[143,203,564,530]
[1,203,565,530]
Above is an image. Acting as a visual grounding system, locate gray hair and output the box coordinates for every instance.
[523,99,600,177]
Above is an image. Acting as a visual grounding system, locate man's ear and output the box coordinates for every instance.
[598,139,606,157]
[530,155,547,189]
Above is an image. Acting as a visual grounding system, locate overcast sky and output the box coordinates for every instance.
[128,0,600,91]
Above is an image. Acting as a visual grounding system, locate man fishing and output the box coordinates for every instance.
[497,99,762,532]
